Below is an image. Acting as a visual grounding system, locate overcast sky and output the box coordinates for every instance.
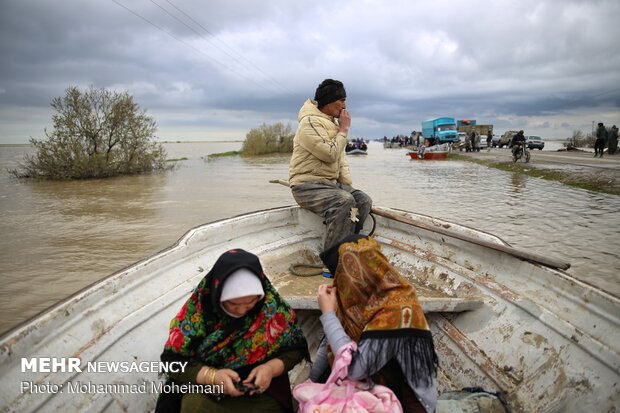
[1,0,619,144]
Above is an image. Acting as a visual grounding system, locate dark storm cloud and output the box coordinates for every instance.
[1,0,619,143]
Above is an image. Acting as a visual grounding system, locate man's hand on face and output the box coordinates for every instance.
[338,109,351,133]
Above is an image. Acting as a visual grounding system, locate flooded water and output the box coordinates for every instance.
[1,141,618,335]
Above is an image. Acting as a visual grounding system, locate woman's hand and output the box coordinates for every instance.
[244,359,284,395]
[317,284,337,314]
[214,368,245,397]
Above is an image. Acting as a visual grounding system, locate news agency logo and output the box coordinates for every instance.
[19,358,222,396]
[21,358,188,373]
[21,357,81,373]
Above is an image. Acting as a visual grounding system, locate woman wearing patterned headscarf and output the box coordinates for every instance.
[158,249,309,413]
[309,235,438,413]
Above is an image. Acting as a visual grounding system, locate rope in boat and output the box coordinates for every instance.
[289,263,325,277]
[367,211,377,237]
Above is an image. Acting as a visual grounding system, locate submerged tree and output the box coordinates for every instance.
[11,86,169,179]
[241,122,294,156]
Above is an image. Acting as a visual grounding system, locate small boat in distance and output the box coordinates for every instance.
[346,139,368,155]
[383,141,401,149]
[346,148,367,155]
[409,143,451,160]
[408,151,449,160]
[0,205,617,412]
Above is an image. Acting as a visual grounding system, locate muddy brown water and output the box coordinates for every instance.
[1,141,618,335]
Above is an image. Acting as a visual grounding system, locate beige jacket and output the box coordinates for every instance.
[289,99,352,186]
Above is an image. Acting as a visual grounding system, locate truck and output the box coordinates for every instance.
[496,130,518,148]
[421,117,459,144]
[456,120,493,138]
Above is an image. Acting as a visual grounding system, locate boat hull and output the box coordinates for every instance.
[345,148,367,155]
[408,151,449,160]
[1,206,618,412]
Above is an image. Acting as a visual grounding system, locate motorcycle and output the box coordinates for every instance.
[512,143,530,163]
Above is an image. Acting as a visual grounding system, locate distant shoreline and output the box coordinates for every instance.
[0,140,244,147]
[159,140,244,144]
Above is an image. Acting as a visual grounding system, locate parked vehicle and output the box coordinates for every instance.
[527,135,545,150]
[480,135,489,149]
[512,142,531,163]
[495,130,517,148]
[422,117,459,144]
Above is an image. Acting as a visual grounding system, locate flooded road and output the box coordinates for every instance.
[1,141,618,334]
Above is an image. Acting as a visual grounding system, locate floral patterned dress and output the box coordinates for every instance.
[158,249,308,413]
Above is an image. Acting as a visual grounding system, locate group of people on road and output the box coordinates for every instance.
[595,122,619,157]
[156,79,438,413]
[463,129,493,152]
[464,130,481,152]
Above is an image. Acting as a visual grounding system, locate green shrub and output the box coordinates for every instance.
[241,122,294,156]
[10,86,170,179]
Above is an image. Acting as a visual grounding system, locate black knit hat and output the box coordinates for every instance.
[314,79,346,108]
[319,234,368,275]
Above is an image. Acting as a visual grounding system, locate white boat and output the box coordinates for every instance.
[1,205,618,412]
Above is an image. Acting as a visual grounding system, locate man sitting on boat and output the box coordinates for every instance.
[289,79,373,250]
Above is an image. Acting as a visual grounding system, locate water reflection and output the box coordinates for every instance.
[509,173,526,194]
[240,153,291,166]
[27,173,165,221]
